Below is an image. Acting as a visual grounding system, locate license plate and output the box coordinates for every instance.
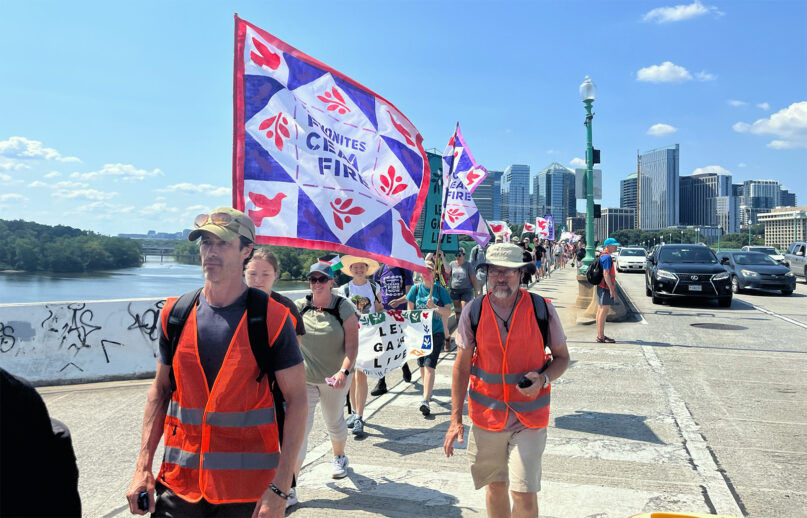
[688,285,702,291]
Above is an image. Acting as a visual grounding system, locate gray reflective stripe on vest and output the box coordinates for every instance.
[167,401,203,426]
[468,390,550,413]
[164,446,200,468]
[470,365,531,385]
[205,408,276,428]
[203,451,279,471]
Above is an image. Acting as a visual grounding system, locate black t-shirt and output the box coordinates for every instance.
[535,245,546,260]
[158,290,302,389]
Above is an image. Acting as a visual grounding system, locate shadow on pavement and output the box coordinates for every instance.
[292,472,466,517]
[360,421,450,455]
[554,410,663,444]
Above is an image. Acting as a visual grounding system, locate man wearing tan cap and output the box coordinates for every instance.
[126,207,307,518]
[444,243,570,518]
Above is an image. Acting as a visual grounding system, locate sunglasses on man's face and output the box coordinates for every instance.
[308,276,330,284]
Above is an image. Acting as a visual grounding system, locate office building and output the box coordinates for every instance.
[566,213,586,234]
[638,144,679,230]
[620,173,637,212]
[472,170,502,222]
[502,164,531,224]
[679,172,736,234]
[779,188,797,208]
[594,208,635,244]
[740,179,780,226]
[759,206,807,249]
[534,162,575,226]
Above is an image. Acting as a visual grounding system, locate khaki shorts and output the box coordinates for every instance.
[467,425,547,493]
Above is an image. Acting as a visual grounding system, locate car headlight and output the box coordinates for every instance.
[656,269,677,280]
[740,269,759,277]
[786,271,795,277]
[712,272,729,281]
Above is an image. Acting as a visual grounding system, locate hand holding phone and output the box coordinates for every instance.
[325,377,336,386]
[517,376,533,388]
[137,491,149,511]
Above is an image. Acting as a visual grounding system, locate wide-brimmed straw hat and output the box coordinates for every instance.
[477,243,531,270]
[341,255,380,276]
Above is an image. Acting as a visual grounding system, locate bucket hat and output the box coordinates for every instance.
[477,243,531,270]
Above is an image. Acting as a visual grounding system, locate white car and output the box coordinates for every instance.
[615,247,647,272]
[741,246,785,264]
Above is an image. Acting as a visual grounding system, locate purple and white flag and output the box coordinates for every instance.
[544,214,555,241]
[440,124,490,246]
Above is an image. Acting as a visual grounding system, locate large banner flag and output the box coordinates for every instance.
[440,124,490,247]
[535,217,549,238]
[355,310,434,378]
[233,16,430,274]
[488,220,511,242]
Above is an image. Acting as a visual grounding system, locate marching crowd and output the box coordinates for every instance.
[121,207,571,518]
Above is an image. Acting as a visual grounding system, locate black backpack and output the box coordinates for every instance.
[586,256,604,285]
[299,293,347,325]
[165,287,287,440]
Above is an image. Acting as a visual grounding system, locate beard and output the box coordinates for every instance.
[490,282,515,299]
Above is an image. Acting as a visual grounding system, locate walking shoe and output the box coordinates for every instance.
[285,488,298,508]
[402,363,412,383]
[370,378,388,396]
[346,412,357,428]
[352,417,364,435]
[596,335,616,343]
[332,455,349,479]
[419,400,431,416]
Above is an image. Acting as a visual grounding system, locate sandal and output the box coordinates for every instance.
[596,336,616,343]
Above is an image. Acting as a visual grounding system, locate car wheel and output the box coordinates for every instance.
[731,275,741,294]
[651,288,662,305]
[645,281,652,296]
[782,289,793,296]
[804,267,807,284]
[718,296,732,307]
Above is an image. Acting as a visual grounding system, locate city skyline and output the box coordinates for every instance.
[0,1,805,235]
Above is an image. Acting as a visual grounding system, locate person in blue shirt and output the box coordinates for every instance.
[406,259,453,417]
[596,237,619,343]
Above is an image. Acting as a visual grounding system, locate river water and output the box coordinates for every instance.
[0,257,311,304]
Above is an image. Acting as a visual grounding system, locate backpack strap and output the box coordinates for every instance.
[166,288,202,392]
[300,293,345,326]
[469,292,549,349]
[246,287,272,383]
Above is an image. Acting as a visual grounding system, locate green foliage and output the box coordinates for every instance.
[0,219,142,272]
[609,228,765,249]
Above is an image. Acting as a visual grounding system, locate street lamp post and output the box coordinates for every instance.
[579,75,597,272]
[746,208,752,246]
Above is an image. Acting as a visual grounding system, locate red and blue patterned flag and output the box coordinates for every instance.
[233,16,430,273]
[440,124,490,247]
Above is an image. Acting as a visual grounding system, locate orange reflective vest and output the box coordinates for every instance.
[156,296,289,504]
[469,289,552,431]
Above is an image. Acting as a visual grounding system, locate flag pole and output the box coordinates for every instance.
[431,122,459,299]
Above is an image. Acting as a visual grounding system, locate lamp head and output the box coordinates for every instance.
[580,75,597,101]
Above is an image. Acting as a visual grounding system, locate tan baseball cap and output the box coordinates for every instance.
[188,207,255,243]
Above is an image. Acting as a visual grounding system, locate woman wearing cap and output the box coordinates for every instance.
[406,260,453,417]
[448,248,479,328]
[294,262,358,483]
[338,255,383,437]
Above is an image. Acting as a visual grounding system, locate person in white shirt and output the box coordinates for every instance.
[338,255,383,436]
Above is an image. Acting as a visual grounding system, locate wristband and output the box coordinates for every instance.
[268,483,289,500]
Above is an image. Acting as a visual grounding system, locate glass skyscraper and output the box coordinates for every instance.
[639,144,679,230]
[502,164,531,224]
[534,162,575,226]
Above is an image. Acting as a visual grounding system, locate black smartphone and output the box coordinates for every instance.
[517,376,533,388]
[137,491,149,511]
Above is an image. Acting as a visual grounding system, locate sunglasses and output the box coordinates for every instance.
[308,275,330,284]
[194,212,235,229]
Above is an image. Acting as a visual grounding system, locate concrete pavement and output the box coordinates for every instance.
[37,265,807,517]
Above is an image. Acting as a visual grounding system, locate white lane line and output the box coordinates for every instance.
[641,344,744,516]
[750,303,807,330]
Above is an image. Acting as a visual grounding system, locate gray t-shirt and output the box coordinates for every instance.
[449,260,474,290]
[295,294,357,384]
[456,291,566,432]
[158,290,302,390]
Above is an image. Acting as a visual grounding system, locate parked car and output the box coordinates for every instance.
[784,241,807,283]
[615,247,647,272]
[740,245,785,264]
[645,244,732,306]
[716,251,796,295]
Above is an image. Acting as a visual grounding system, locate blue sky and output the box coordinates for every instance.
[1,0,805,235]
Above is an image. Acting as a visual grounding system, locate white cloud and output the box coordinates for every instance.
[728,100,747,107]
[692,165,732,176]
[28,180,90,189]
[0,161,30,171]
[737,162,747,168]
[70,163,163,181]
[642,1,721,23]
[757,102,770,111]
[44,171,61,178]
[52,188,117,201]
[647,123,678,136]
[141,202,180,215]
[0,136,80,162]
[0,193,28,202]
[733,101,807,149]
[637,61,693,83]
[158,183,230,197]
[569,157,586,167]
[0,173,12,182]
[695,71,716,81]
[28,180,49,188]
[0,173,23,185]
[72,201,135,214]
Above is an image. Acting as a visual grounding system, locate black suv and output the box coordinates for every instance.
[645,244,732,306]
